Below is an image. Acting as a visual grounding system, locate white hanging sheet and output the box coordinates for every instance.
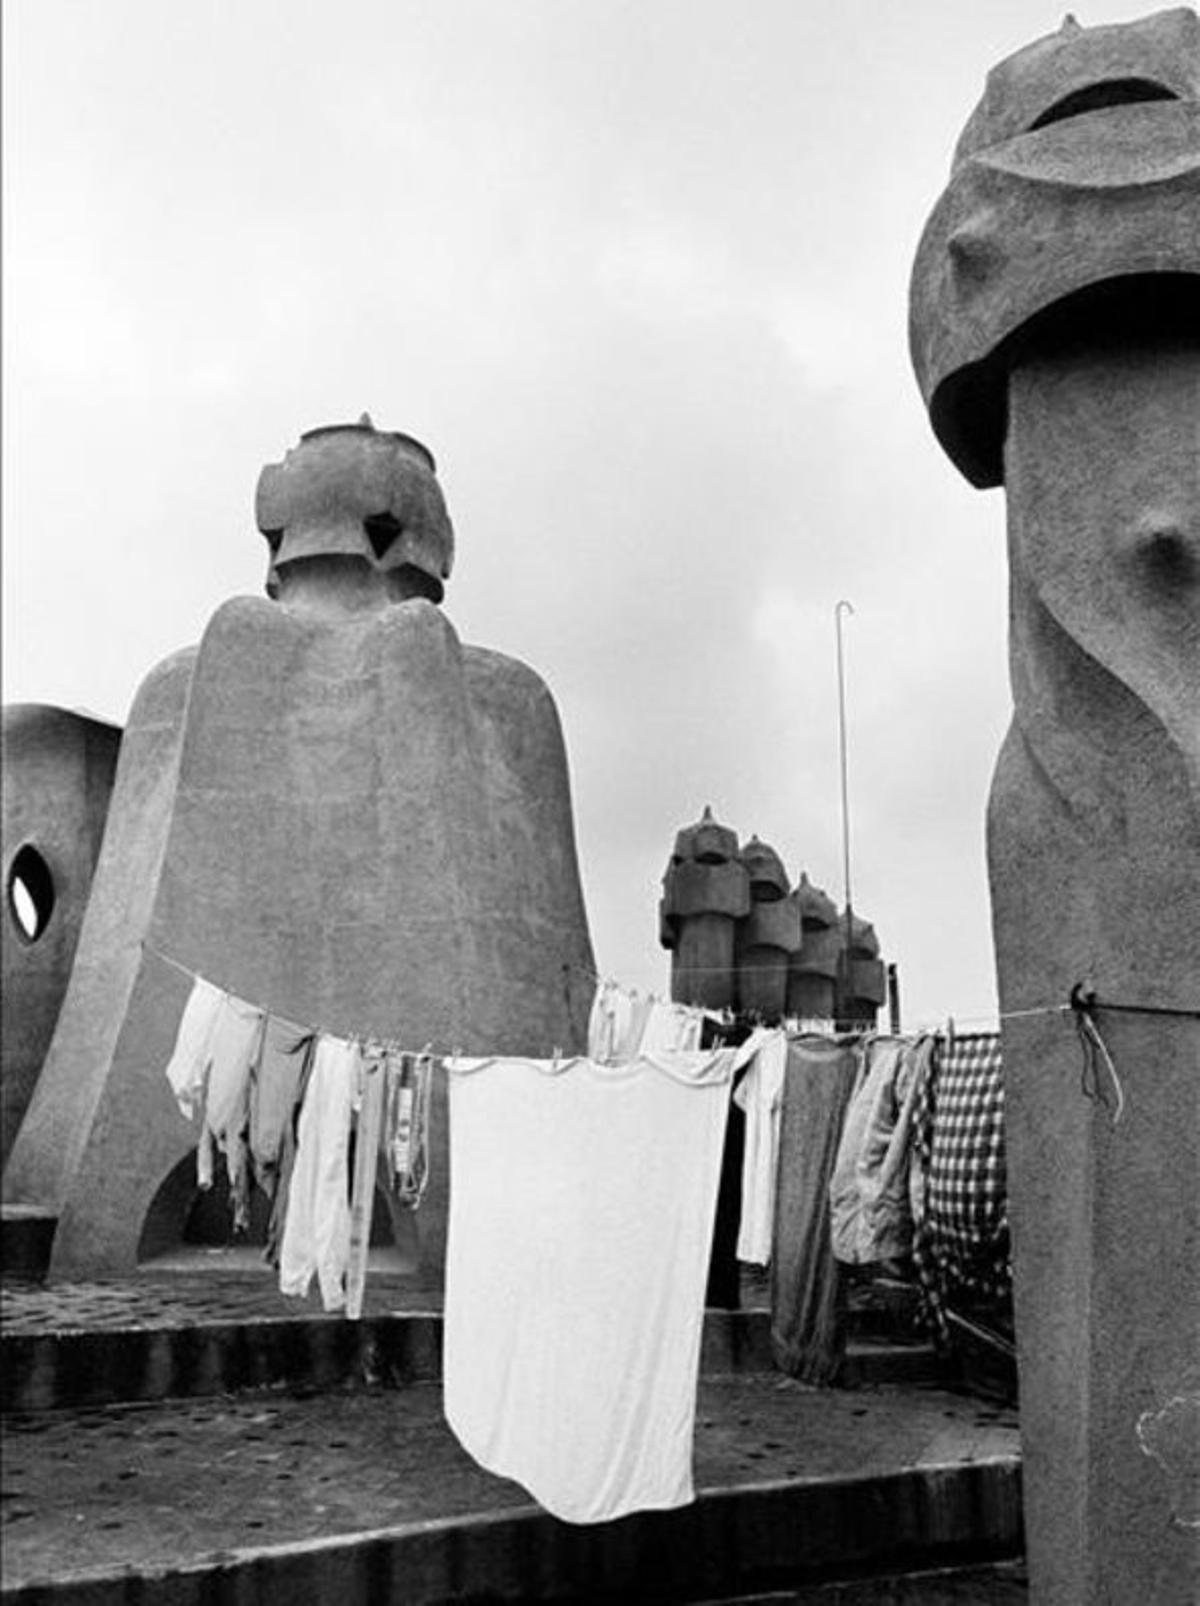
[443,1048,737,1524]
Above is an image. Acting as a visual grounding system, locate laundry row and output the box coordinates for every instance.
[587,974,839,1062]
[442,1019,1011,1524]
[733,1027,1010,1388]
[160,969,1010,1526]
[164,977,434,1317]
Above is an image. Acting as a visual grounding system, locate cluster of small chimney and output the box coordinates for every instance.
[658,807,891,1027]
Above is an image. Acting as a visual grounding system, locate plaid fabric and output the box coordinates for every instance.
[911,1033,1010,1342]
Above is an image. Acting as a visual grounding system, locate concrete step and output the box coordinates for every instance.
[694,1560,1028,1602]
[0,1374,1022,1604]
[1,1290,943,1414]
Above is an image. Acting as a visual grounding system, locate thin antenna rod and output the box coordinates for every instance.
[834,599,855,930]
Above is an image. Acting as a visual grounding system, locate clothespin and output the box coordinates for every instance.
[944,1015,956,1050]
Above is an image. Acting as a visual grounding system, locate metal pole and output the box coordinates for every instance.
[835,600,855,1023]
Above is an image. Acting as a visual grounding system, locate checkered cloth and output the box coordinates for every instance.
[911,1033,1010,1342]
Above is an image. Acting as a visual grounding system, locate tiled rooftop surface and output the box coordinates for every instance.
[3,1372,1021,1600]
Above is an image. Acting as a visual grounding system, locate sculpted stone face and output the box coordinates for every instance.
[255,420,455,617]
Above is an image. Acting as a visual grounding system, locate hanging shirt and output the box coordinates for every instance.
[637,999,705,1056]
[195,996,266,1228]
[164,976,226,1118]
[249,1016,317,1198]
[911,1033,1009,1340]
[163,978,263,1226]
[586,980,638,1063]
[732,1028,790,1265]
[279,1034,360,1311]
[443,1049,736,1524]
[771,1036,862,1385]
[264,1036,318,1268]
[829,1036,929,1266]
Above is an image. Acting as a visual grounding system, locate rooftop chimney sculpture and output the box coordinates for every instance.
[911,11,1200,1601]
[660,811,886,1029]
[3,420,595,1282]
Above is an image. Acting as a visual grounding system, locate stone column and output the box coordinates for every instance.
[660,807,748,1010]
[836,912,886,1031]
[1,708,121,1166]
[735,837,800,1022]
[786,872,840,1021]
[910,12,1200,1602]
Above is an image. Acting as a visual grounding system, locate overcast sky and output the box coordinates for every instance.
[3,0,1164,1030]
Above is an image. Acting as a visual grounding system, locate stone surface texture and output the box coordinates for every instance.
[3,423,595,1283]
[911,12,1200,1604]
[1,706,121,1164]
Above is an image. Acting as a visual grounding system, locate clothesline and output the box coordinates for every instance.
[143,939,465,1060]
[566,958,1042,1037]
[147,938,1190,1139]
[587,958,1198,1036]
[146,939,1192,1046]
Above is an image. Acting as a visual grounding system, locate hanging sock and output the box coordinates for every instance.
[384,1052,434,1210]
[345,1044,387,1321]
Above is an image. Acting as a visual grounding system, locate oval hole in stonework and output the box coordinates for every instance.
[7,843,56,943]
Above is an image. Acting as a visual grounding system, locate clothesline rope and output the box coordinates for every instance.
[143,937,1193,1135]
[145,941,1197,1048]
[142,939,468,1057]
[574,959,1058,1035]
[588,958,1200,1033]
